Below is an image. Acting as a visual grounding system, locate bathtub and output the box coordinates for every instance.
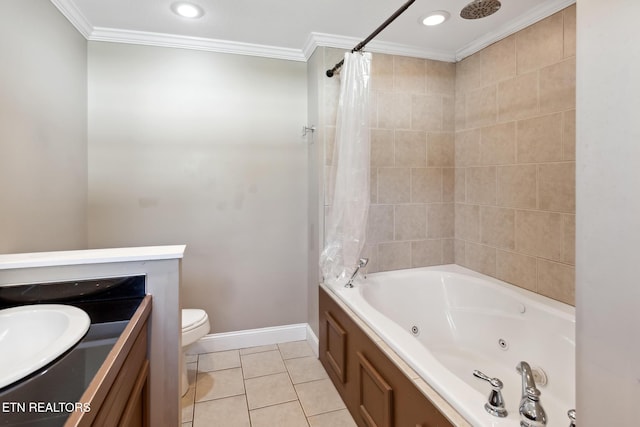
[324,264,575,426]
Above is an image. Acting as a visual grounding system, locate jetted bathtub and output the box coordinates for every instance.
[325,264,575,426]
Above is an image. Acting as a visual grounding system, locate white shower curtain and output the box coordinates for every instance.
[319,52,371,285]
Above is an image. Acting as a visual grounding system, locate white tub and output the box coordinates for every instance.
[325,264,575,426]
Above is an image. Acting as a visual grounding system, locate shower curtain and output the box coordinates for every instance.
[319,52,372,285]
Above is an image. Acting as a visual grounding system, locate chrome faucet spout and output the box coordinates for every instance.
[516,361,546,427]
[516,362,537,399]
[345,258,369,288]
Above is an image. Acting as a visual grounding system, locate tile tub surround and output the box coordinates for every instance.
[454,5,576,305]
[182,341,357,427]
[315,5,576,307]
[322,51,456,274]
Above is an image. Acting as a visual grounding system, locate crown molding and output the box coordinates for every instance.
[52,0,575,64]
[50,0,92,38]
[303,32,456,63]
[89,27,307,61]
[455,0,576,61]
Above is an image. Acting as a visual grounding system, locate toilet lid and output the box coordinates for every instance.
[182,309,208,331]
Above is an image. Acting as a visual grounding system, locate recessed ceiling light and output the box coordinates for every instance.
[171,2,204,19]
[420,10,450,26]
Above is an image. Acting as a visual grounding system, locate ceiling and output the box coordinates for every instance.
[51,0,575,62]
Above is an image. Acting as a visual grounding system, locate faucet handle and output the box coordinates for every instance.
[473,370,508,417]
[568,409,576,427]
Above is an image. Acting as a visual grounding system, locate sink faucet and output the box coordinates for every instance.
[516,361,546,427]
[344,258,368,288]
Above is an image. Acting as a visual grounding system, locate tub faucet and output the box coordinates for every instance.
[516,361,546,427]
[345,258,368,288]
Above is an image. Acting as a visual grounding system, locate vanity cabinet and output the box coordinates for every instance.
[65,295,152,427]
[319,287,452,427]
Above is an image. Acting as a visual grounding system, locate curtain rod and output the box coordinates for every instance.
[325,0,416,77]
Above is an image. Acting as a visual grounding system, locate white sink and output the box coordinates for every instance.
[0,304,91,389]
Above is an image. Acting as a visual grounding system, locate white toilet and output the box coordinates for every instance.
[181,308,210,396]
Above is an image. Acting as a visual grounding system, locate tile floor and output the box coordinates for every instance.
[182,341,357,427]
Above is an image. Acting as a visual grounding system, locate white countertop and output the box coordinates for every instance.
[0,245,186,270]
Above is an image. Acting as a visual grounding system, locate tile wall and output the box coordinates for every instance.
[454,5,576,304]
[318,5,576,306]
[323,51,457,273]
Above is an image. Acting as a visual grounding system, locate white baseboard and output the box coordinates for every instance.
[306,324,319,357]
[187,323,318,355]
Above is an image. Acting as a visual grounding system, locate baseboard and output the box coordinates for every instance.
[187,323,314,354]
[306,324,319,357]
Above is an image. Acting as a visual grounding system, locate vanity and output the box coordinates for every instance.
[0,246,185,427]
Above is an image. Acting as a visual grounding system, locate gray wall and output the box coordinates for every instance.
[0,0,88,253]
[87,42,308,333]
[576,1,640,424]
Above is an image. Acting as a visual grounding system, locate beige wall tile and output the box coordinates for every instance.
[454,239,465,264]
[411,94,443,131]
[411,168,442,202]
[366,205,394,244]
[466,166,497,205]
[360,244,379,274]
[395,204,427,240]
[428,203,455,238]
[516,12,564,74]
[517,113,563,162]
[378,92,411,129]
[515,210,563,260]
[455,167,466,202]
[371,129,394,167]
[537,259,575,305]
[455,203,480,242]
[443,95,455,131]
[378,168,410,203]
[538,162,576,213]
[394,56,425,93]
[496,250,537,292]
[563,5,576,58]
[455,129,481,166]
[443,167,455,202]
[563,214,575,265]
[455,93,466,130]
[497,71,538,122]
[442,239,455,264]
[481,35,516,84]
[540,57,576,114]
[563,109,576,161]
[464,242,496,276]
[497,164,537,209]
[370,168,377,203]
[480,206,515,250]
[411,240,443,267]
[371,53,393,92]
[427,132,454,167]
[456,54,482,94]
[395,130,426,167]
[480,122,516,165]
[427,60,455,95]
[378,241,411,271]
[466,85,497,128]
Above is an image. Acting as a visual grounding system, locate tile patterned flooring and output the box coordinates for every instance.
[182,341,357,427]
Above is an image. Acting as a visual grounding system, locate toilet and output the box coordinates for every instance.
[181,308,210,396]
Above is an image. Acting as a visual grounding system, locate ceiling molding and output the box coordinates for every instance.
[455,0,576,61]
[51,0,575,64]
[50,0,92,38]
[89,27,307,61]
[303,33,456,63]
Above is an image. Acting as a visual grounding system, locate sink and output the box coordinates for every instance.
[0,304,90,389]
